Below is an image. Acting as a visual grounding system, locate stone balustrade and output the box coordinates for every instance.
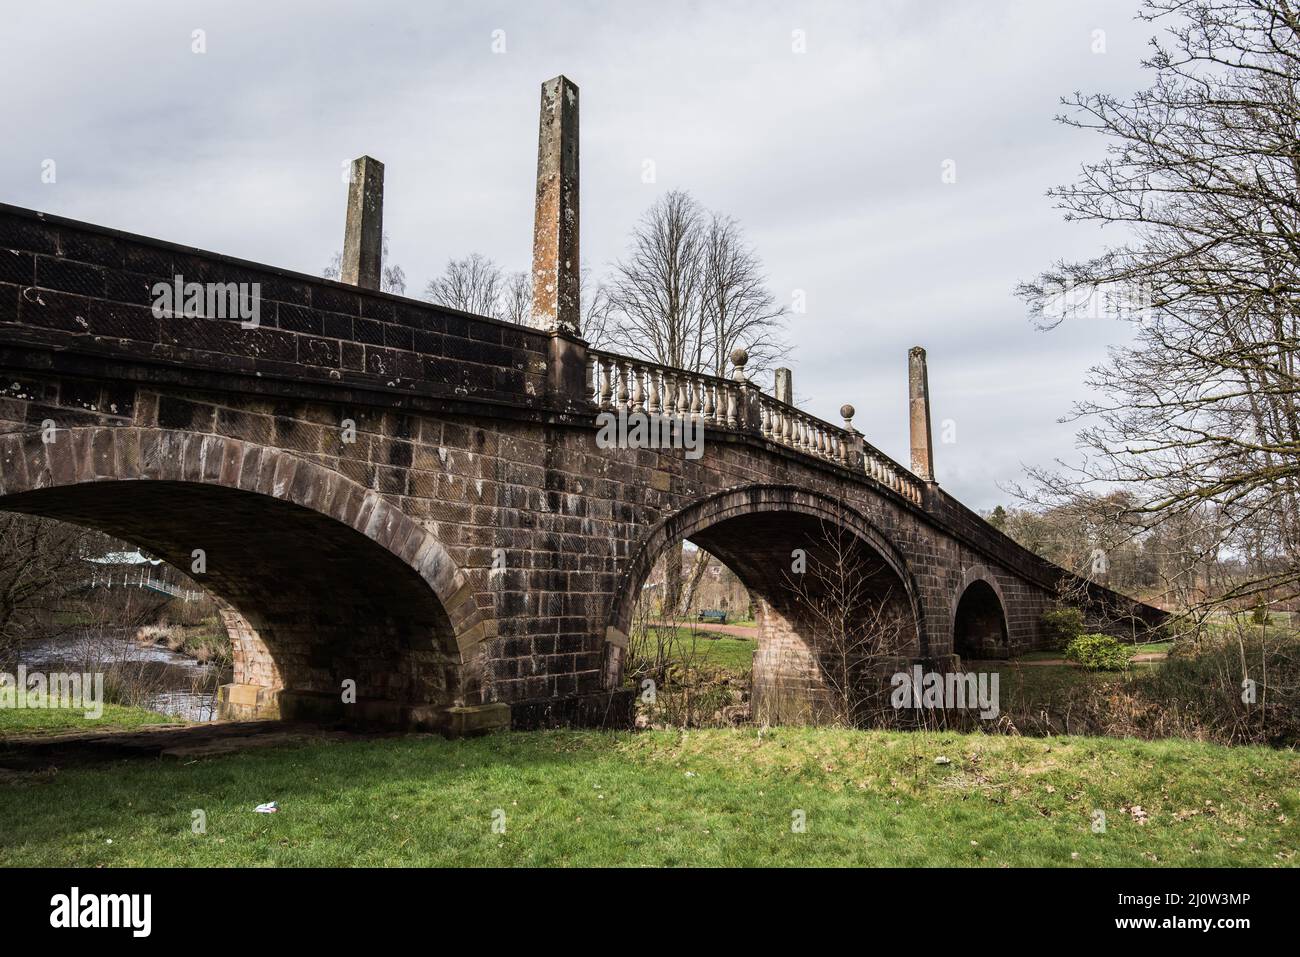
[754,391,851,465]
[861,438,925,505]
[587,351,745,428]
[586,348,925,506]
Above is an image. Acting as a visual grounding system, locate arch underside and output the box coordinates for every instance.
[953,579,1008,660]
[0,427,488,727]
[607,486,924,726]
[1,481,461,720]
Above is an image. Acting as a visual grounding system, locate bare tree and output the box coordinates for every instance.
[608,192,789,608]
[382,262,406,296]
[1017,0,1300,619]
[579,268,616,350]
[700,212,788,378]
[0,514,103,665]
[607,190,707,371]
[322,234,407,295]
[501,271,533,325]
[425,253,505,317]
[774,509,914,727]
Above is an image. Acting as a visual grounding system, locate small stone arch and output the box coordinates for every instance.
[950,564,1009,660]
[0,426,490,712]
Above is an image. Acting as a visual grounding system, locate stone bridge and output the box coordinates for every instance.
[0,76,1161,731]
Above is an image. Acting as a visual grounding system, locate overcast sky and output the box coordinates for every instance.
[0,0,1159,510]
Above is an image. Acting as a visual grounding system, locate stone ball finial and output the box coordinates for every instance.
[730,347,749,368]
[840,404,855,422]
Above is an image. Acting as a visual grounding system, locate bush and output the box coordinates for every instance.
[1132,631,1300,746]
[1064,633,1133,671]
[1251,605,1269,625]
[1041,607,1085,651]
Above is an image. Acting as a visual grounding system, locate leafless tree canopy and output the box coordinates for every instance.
[425,253,506,317]
[0,514,106,664]
[1017,0,1300,614]
[579,268,616,351]
[322,234,406,295]
[501,270,533,325]
[779,510,914,727]
[606,190,788,379]
[700,212,788,377]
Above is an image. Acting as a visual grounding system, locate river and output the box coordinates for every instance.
[15,627,226,722]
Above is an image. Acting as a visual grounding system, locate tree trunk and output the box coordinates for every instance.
[677,549,713,616]
[662,545,683,617]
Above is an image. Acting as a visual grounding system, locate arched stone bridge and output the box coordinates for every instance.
[0,76,1161,731]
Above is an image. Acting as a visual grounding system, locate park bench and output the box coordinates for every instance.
[696,609,727,624]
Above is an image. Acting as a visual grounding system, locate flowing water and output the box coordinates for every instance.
[15,627,225,722]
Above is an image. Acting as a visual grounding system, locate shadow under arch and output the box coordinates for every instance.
[951,564,1009,660]
[602,484,926,700]
[0,427,489,723]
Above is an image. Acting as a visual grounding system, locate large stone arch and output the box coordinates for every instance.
[950,563,1010,660]
[0,426,489,726]
[601,484,926,715]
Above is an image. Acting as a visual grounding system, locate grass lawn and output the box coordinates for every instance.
[1134,640,1174,655]
[648,626,755,675]
[0,702,181,737]
[0,727,1295,867]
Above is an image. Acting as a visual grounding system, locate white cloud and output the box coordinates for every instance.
[0,0,1157,508]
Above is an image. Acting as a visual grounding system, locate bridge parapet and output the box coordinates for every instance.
[586,347,926,506]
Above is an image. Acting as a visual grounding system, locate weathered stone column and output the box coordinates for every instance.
[908,346,935,482]
[341,155,384,290]
[774,367,793,404]
[530,75,580,335]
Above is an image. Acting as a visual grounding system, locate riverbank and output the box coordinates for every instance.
[11,627,228,723]
[0,701,179,736]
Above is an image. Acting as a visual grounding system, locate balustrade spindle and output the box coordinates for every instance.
[616,361,629,410]
[646,367,660,416]
[599,357,613,410]
[631,364,645,413]
[725,386,738,428]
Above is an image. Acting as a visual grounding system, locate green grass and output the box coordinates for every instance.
[1015,650,1070,662]
[0,702,181,736]
[973,660,1162,706]
[649,626,755,674]
[1133,640,1174,655]
[0,728,1294,867]
[1014,641,1173,663]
